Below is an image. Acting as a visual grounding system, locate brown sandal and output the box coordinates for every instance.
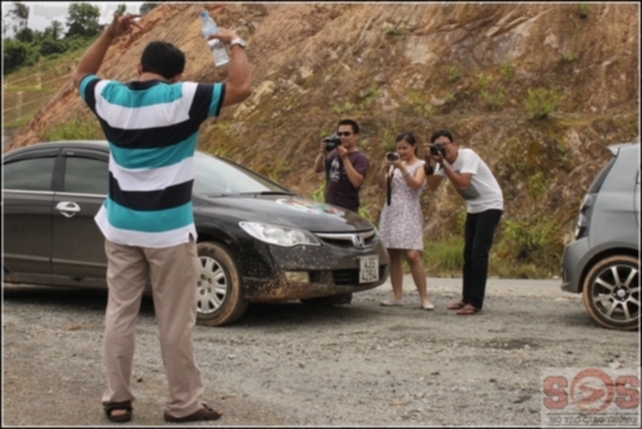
[163,403,222,423]
[103,401,133,423]
[447,301,467,310]
[456,304,483,316]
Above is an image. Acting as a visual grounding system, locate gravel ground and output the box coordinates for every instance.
[2,276,639,426]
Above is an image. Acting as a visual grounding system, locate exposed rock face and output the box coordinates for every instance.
[7,3,639,271]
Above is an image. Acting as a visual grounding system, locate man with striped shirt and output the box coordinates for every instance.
[72,13,251,423]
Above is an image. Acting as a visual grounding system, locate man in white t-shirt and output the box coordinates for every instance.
[424,130,503,316]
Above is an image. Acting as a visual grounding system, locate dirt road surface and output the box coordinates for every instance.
[2,276,639,426]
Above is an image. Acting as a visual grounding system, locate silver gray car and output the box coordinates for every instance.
[561,142,640,331]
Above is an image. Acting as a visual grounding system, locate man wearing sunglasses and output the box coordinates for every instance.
[313,119,370,213]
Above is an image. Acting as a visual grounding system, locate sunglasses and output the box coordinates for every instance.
[337,132,353,137]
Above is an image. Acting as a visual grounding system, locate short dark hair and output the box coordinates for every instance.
[337,119,359,135]
[430,129,453,144]
[140,41,185,79]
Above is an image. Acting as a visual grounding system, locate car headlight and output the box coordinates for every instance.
[239,222,321,247]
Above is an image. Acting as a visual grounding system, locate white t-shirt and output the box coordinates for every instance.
[435,148,504,213]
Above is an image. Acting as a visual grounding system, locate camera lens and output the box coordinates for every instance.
[323,136,341,151]
[386,152,399,161]
[430,144,444,156]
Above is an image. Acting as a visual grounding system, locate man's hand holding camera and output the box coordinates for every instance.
[423,143,448,176]
[423,138,472,193]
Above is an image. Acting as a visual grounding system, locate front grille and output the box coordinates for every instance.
[332,265,386,285]
[316,230,376,248]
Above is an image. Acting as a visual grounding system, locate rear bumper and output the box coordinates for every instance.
[560,237,590,293]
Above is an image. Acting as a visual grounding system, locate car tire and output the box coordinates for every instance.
[195,242,248,327]
[582,255,639,331]
[300,293,353,306]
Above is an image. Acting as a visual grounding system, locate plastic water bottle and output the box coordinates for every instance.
[200,11,229,67]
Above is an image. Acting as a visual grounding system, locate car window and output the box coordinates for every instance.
[193,151,291,195]
[64,157,109,195]
[3,157,56,191]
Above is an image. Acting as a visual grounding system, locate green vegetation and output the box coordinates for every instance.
[359,83,379,109]
[526,171,548,199]
[497,216,565,267]
[476,73,490,89]
[406,89,434,118]
[41,118,103,141]
[578,3,588,19]
[447,66,462,83]
[423,235,464,277]
[384,25,410,41]
[476,72,506,110]
[481,87,505,110]
[563,52,577,62]
[524,87,563,119]
[310,183,325,203]
[2,2,159,76]
[501,61,515,80]
[3,2,104,75]
[332,101,356,115]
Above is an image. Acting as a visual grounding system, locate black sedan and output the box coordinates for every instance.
[3,141,389,326]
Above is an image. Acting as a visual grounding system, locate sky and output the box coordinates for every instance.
[2,2,144,35]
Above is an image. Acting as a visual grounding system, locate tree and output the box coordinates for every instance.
[65,2,101,38]
[45,20,64,41]
[115,4,127,16]
[3,38,38,74]
[40,38,67,56]
[140,2,161,16]
[14,27,33,43]
[6,2,29,35]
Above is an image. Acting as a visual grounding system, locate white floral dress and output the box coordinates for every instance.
[378,160,426,250]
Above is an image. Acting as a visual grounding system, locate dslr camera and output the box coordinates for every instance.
[386,152,400,161]
[429,143,446,157]
[323,135,341,152]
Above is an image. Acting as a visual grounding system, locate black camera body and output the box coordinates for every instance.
[323,136,341,152]
[429,143,445,156]
[386,152,400,161]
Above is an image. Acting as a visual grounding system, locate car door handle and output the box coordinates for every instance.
[55,201,81,218]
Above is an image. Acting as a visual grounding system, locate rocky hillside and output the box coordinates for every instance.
[6,3,640,275]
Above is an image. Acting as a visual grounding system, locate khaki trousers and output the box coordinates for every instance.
[101,237,204,418]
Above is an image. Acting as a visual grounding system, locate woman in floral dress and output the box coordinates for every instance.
[377,132,433,310]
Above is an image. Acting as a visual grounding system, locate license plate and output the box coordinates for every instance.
[359,255,379,284]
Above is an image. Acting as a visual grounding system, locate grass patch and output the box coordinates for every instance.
[423,235,464,277]
[41,119,103,141]
[359,83,379,109]
[406,89,434,118]
[501,61,515,80]
[481,87,505,110]
[447,66,462,83]
[524,87,563,119]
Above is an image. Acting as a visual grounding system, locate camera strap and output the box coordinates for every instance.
[386,167,393,206]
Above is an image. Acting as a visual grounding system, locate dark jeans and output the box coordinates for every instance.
[461,209,503,309]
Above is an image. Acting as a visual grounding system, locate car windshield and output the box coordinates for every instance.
[192,151,293,196]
